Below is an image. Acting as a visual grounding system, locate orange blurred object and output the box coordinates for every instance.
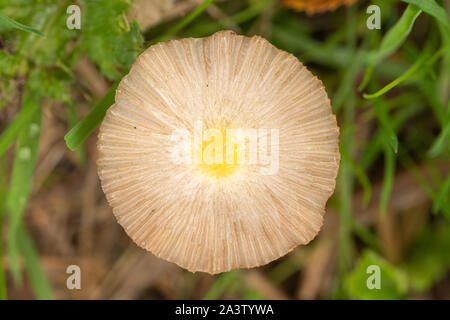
[282,0,358,15]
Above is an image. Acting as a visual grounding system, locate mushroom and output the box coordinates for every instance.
[282,0,358,15]
[97,30,340,274]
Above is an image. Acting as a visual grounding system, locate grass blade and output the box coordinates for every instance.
[337,153,354,278]
[342,145,372,206]
[6,104,42,284]
[364,53,428,99]
[402,0,449,28]
[432,174,450,217]
[359,4,422,90]
[202,271,238,299]
[243,288,264,300]
[420,78,447,127]
[364,43,447,99]
[352,220,382,251]
[184,0,275,37]
[400,151,450,217]
[64,82,118,151]
[380,143,395,215]
[333,52,365,113]
[0,157,7,300]
[368,5,422,62]
[18,224,54,300]
[268,257,302,284]
[0,97,39,157]
[0,13,44,36]
[429,101,450,157]
[66,103,87,165]
[375,99,399,153]
[152,0,214,43]
[337,125,356,286]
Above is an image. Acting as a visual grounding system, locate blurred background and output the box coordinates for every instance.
[0,0,449,300]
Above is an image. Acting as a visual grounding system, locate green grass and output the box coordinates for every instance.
[152,0,215,43]
[203,271,239,299]
[429,101,450,157]
[17,224,54,300]
[360,4,422,91]
[0,97,39,157]
[0,13,44,36]
[64,82,118,151]
[0,157,7,300]
[6,103,42,284]
[402,0,449,28]
[0,0,449,300]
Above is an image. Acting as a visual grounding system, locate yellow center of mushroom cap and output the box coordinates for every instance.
[196,127,240,178]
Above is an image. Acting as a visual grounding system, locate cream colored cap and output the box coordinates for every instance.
[97,30,340,274]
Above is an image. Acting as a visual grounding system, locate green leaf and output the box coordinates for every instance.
[360,4,422,90]
[80,0,143,80]
[402,0,449,28]
[30,5,77,67]
[1,3,57,70]
[0,50,21,78]
[6,100,42,284]
[27,68,71,102]
[344,250,408,300]
[0,12,44,36]
[64,82,118,151]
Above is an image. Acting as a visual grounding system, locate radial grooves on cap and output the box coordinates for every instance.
[282,0,358,14]
[97,30,340,274]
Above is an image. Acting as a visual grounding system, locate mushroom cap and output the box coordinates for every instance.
[97,30,340,274]
[282,0,358,15]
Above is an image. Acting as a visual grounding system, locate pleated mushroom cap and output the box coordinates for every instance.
[282,0,358,14]
[97,30,340,274]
